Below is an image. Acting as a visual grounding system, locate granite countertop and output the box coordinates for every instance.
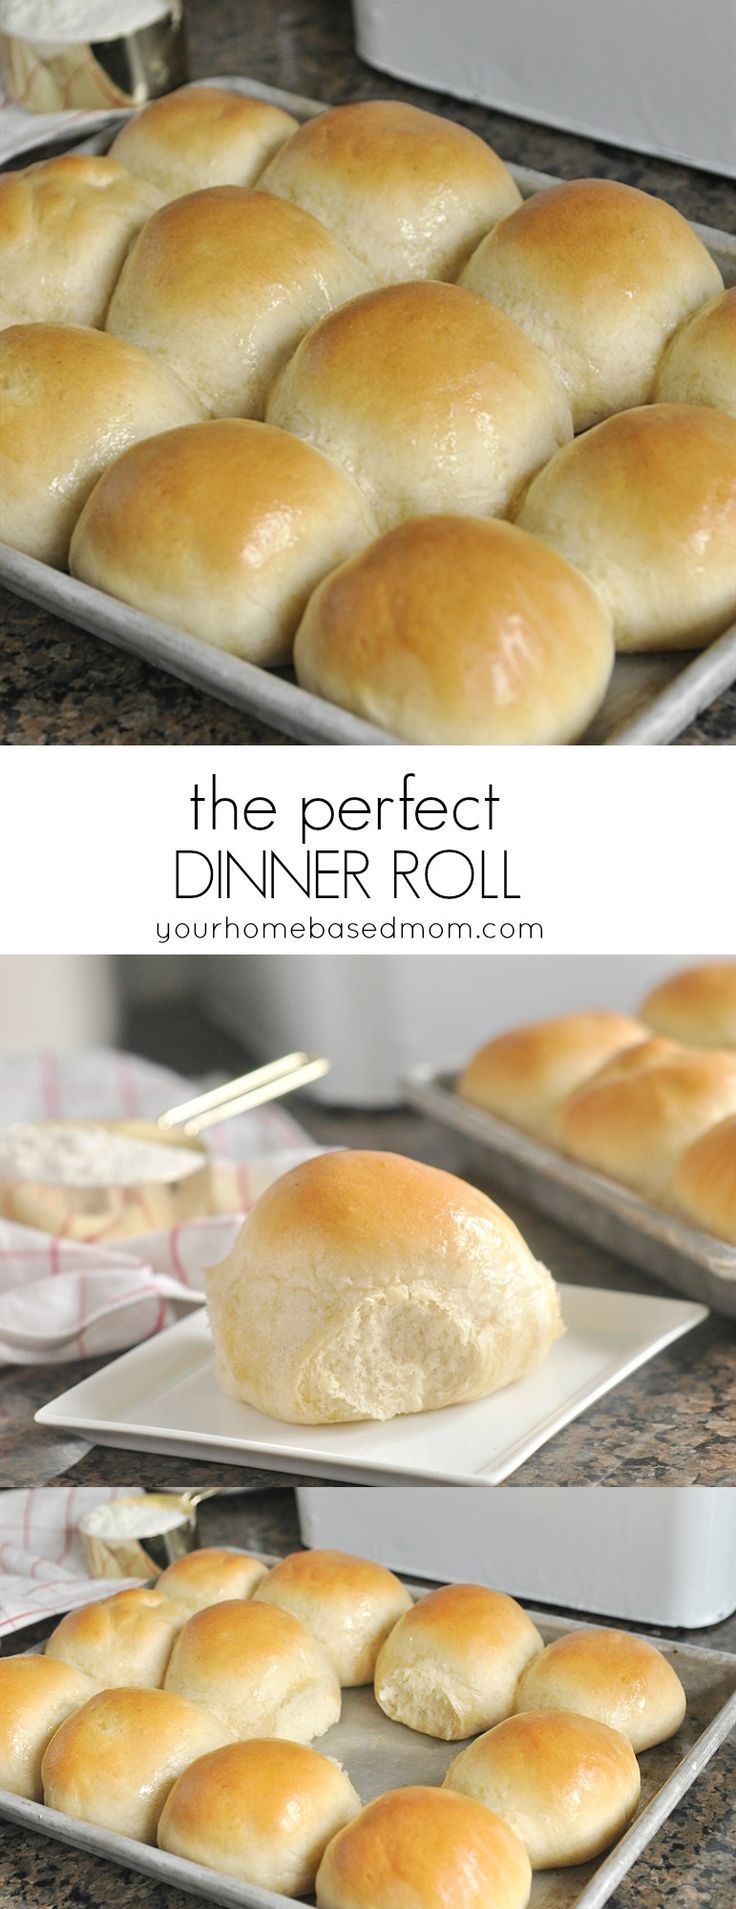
[0,1489,734,1907]
[0,0,734,744]
[1,1099,733,1490]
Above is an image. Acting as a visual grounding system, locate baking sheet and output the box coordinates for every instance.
[1,1586,735,1909]
[1,72,734,747]
[402,1064,736,1318]
[33,1285,707,1486]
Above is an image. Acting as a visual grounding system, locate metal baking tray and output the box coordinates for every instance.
[1,1569,735,1909]
[1,73,734,746]
[403,1063,736,1318]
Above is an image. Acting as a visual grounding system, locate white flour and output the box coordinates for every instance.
[80,1496,189,1536]
[0,1121,203,1187]
[0,0,171,41]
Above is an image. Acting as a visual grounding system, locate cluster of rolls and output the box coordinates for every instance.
[458,962,736,1244]
[0,1542,687,1906]
[1,84,734,743]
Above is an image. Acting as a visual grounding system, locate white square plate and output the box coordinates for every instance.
[35,1287,706,1485]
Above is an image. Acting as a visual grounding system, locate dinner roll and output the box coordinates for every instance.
[444,1711,641,1868]
[654,287,736,416]
[0,323,202,567]
[110,85,297,200]
[156,1546,267,1616]
[41,1686,233,1843]
[0,1655,96,1800]
[515,405,736,651]
[316,1786,532,1909]
[206,1150,563,1425]
[672,1114,736,1245]
[253,1549,413,1685]
[461,178,723,431]
[164,1598,341,1742]
[294,515,613,745]
[561,1039,736,1202]
[457,1011,646,1143]
[44,1587,182,1688]
[514,1628,686,1752]
[158,1738,360,1895]
[258,99,521,286]
[374,1585,543,1740]
[106,187,369,417]
[641,964,736,1050]
[267,282,572,531]
[0,154,162,330]
[69,420,375,666]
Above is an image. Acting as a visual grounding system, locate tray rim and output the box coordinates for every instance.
[2,71,735,748]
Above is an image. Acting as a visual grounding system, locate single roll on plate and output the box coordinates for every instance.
[640,964,736,1051]
[514,1628,686,1753]
[673,1114,736,1244]
[106,187,369,417]
[460,178,723,431]
[515,405,736,652]
[457,1011,646,1143]
[316,1785,532,1909]
[374,1584,543,1740]
[206,1149,563,1425]
[110,85,297,200]
[156,1546,267,1616]
[163,1598,341,1742]
[0,155,162,330]
[44,1587,182,1688]
[266,282,572,531]
[158,1738,361,1896]
[253,1548,413,1685]
[0,1655,96,1801]
[41,1686,233,1843]
[561,1038,736,1202]
[258,99,522,286]
[0,323,202,567]
[294,516,613,746]
[69,420,375,667]
[444,1710,641,1869]
[654,288,736,416]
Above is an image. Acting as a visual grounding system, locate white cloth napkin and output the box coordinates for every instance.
[0,1048,318,1366]
[0,92,127,160]
[0,1487,145,1635]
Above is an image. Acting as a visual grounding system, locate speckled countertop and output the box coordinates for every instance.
[0,1489,734,1907]
[0,0,734,743]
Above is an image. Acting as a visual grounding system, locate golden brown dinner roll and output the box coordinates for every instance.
[253,1549,413,1685]
[641,964,736,1050]
[156,1546,267,1617]
[267,282,572,530]
[515,405,736,651]
[69,420,375,666]
[654,287,736,416]
[316,1786,532,1909]
[672,1114,736,1245]
[158,1738,360,1895]
[44,1587,182,1688]
[0,323,202,567]
[110,84,297,200]
[514,1628,686,1753]
[374,1584,543,1740]
[0,1655,96,1800]
[561,1039,736,1202]
[258,99,521,286]
[163,1598,341,1741]
[294,515,613,745]
[206,1150,563,1425]
[444,1711,641,1868]
[41,1686,233,1843]
[458,1011,647,1142]
[0,154,162,330]
[106,186,369,417]
[461,178,723,431]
